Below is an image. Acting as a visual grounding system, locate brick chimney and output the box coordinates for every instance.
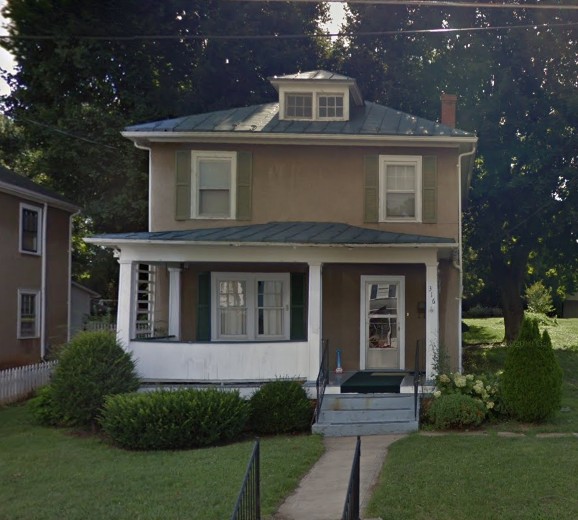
[440,93,457,128]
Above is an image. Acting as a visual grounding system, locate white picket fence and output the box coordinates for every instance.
[0,360,57,405]
[84,322,117,333]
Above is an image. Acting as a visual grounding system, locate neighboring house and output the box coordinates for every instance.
[70,282,101,337]
[88,71,477,385]
[563,293,578,318]
[0,166,79,369]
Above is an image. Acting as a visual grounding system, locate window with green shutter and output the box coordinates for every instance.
[174,151,252,221]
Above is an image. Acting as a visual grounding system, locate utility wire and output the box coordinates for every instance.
[0,21,576,42]
[235,0,578,9]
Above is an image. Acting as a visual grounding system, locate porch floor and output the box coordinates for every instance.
[325,370,416,395]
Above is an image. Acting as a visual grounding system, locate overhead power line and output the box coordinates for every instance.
[0,21,576,42]
[235,0,578,10]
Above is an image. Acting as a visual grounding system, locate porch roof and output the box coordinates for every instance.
[88,221,456,247]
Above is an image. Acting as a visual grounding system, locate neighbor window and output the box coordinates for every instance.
[212,273,290,341]
[285,93,313,119]
[318,94,344,119]
[379,156,422,222]
[18,290,40,339]
[191,151,236,219]
[20,204,42,254]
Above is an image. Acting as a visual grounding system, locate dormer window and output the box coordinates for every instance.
[271,71,363,123]
[286,93,313,119]
[283,91,347,121]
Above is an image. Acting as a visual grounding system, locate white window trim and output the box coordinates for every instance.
[379,155,422,223]
[190,151,237,220]
[17,289,41,339]
[211,272,290,341]
[19,203,43,255]
[279,84,350,121]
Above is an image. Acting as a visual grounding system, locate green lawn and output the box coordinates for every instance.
[0,404,323,520]
[366,434,578,520]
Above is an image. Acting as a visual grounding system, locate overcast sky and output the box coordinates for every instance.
[0,2,345,97]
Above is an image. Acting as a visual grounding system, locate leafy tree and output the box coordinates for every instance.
[0,0,329,294]
[339,1,578,341]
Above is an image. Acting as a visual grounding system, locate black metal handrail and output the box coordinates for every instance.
[413,339,423,419]
[342,436,361,520]
[312,339,329,425]
[231,439,260,520]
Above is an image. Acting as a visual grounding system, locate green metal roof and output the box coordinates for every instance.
[91,222,456,246]
[124,101,474,138]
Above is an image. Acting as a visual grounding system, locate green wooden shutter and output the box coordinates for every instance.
[196,272,211,341]
[175,151,191,220]
[290,272,307,340]
[364,155,379,223]
[236,151,252,220]
[422,155,437,223]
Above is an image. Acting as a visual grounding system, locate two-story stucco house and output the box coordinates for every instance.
[89,71,477,394]
[0,166,79,369]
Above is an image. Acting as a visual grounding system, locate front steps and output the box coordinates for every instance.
[312,393,419,436]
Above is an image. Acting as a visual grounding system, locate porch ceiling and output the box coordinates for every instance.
[88,221,456,248]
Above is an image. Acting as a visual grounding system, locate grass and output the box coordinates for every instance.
[0,403,324,520]
[366,434,578,520]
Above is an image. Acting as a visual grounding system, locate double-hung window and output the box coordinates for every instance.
[212,273,290,341]
[20,203,42,254]
[18,289,40,339]
[379,156,422,222]
[191,151,236,219]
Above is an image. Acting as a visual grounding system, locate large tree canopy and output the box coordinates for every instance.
[0,0,329,295]
[339,0,578,340]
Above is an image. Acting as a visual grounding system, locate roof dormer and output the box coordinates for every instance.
[269,70,364,122]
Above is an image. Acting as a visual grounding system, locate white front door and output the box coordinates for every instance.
[360,276,405,370]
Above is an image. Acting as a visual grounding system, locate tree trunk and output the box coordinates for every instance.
[492,251,529,343]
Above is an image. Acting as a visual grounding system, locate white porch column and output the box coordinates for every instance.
[307,262,323,381]
[167,266,182,340]
[116,258,134,348]
[425,261,439,381]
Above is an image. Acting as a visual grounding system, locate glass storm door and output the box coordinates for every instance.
[361,276,405,370]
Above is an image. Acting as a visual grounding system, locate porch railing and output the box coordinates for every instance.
[342,436,361,520]
[313,339,329,424]
[231,439,260,520]
[413,339,424,419]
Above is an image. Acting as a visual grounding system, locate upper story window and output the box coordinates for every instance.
[191,151,237,219]
[18,289,40,339]
[379,156,422,222]
[20,203,42,255]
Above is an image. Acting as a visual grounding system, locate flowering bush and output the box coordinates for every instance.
[433,371,505,420]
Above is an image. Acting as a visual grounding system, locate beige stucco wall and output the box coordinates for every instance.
[148,143,460,241]
[0,192,71,368]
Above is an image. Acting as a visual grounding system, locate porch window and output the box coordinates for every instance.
[135,264,157,338]
[212,273,290,341]
[379,156,422,222]
[18,289,40,338]
[191,151,236,219]
[20,204,42,254]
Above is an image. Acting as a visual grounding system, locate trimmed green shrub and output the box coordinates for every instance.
[28,385,63,426]
[427,393,486,430]
[249,380,312,434]
[48,331,139,428]
[100,388,249,450]
[501,317,563,422]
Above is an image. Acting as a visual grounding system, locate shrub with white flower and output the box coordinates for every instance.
[433,371,504,421]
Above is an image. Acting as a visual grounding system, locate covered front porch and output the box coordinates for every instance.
[89,223,460,385]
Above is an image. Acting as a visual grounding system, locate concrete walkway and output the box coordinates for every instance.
[272,434,406,520]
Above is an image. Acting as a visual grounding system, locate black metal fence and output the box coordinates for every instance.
[342,436,361,520]
[313,339,329,424]
[231,439,261,520]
